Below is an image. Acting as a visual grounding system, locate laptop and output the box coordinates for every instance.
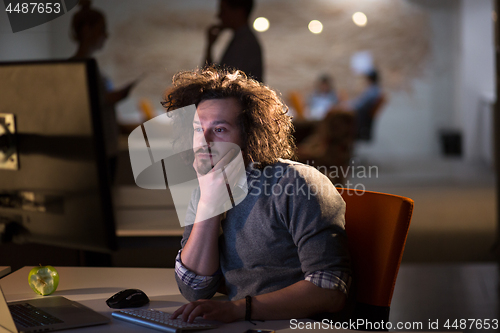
[0,285,109,333]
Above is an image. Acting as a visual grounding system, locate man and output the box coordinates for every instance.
[163,66,351,323]
[204,0,264,82]
[307,74,339,121]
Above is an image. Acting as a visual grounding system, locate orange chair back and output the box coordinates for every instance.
[288,91,305,120]
[338,188,413,308]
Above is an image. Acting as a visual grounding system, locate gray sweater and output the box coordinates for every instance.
[176,159,351,301]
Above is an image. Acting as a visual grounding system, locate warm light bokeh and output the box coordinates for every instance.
[352,12,368,27]
[253,17,270,32]
[308,20,323,34]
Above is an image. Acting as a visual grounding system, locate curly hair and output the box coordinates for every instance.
[161,66,296,168]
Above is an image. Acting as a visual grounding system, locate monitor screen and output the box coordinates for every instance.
[0,59,117,253]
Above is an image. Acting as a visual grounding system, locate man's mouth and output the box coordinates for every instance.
[195,148,218,158]
[196,152,214,158]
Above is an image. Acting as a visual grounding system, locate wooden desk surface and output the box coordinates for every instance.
[1,266,345,333]
[0,266,10,278]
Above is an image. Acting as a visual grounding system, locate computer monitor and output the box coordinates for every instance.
[0,59,117,253]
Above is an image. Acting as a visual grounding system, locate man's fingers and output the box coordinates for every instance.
[224,153,246,186]
[208,24,223,36]
[187,304,209,323]
[180,302,198,322]
[176,300,211,322]
[174,300,235,323]
[171,303,188,319]
[207,24,224,44]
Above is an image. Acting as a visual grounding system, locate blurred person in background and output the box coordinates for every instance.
[204,0,264,82]
[307,74,339,121]
[296,70,383,183]
[340,69,383,141]
[70,0,139,183]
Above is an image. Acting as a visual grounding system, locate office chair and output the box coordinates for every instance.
[288,90,306,120]
[356,93,386,142]
[339,188,413,330]
[370,93,387,118]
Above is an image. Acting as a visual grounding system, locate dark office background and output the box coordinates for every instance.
[0,1,497,330]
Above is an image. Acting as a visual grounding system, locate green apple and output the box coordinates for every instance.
[28,265,59,296]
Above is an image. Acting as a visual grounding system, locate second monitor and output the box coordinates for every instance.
[0,59,117,254]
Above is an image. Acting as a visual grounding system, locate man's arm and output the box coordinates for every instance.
[179,212,221,276]
[177,147,242,294]
[174,199,225,301]
[180,149,238,275]
[250,280,346,319]
[174,250,222,302]
[172,280,346,323]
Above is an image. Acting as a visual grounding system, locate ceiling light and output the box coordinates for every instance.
[253,17,270,32]
[352,12,368,27]
[308,20,323,34]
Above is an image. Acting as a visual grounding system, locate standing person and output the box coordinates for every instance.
[70,0,136,104]
[204,0,264,82]
[70,0,137,183]
[163,66,351,323]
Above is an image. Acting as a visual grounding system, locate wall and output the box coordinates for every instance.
[459,0,495,162]
[0,8,51,60]
[364,0,463,159]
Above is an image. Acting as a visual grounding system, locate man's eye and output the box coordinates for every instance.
[214,128,225,133]
[194,127,203,133]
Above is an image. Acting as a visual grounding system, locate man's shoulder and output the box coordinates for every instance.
[275,158,316,172]
[255,159,331,184]
[234,25,260,40]
[231,25,261,50]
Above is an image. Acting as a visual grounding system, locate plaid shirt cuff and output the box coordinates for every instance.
[305,270,351,296]
[175,251,219,290]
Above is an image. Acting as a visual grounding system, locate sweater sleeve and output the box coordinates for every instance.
[277,164,351,278]
[305,270,351,295]
[174,250,223,301]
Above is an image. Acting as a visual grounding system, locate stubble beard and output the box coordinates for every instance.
[194,157,213,175]
[194,145,218,175]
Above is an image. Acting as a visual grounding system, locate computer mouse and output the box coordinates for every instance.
[106,289,150,309]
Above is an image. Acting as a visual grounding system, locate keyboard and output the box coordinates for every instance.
[9,303,64,328]
[112,308,220,333]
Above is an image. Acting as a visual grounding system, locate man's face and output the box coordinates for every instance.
[217,0,231,27]
[192,98,243,175]
[218,0,244,29]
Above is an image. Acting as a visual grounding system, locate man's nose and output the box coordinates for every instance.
[193,130,211,147]
[203,129,214,143]
[193,130,206,147]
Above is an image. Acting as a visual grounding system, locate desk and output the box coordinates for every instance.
[1,267,349,333]
[0,266,10,278]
